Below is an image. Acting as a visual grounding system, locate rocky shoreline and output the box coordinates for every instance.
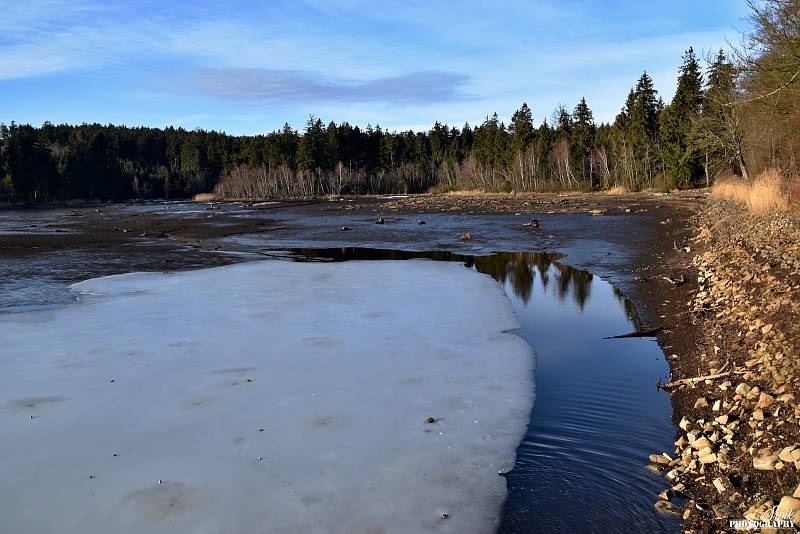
[647,199,800,533]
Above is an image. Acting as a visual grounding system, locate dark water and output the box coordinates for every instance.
[275,248,678,533]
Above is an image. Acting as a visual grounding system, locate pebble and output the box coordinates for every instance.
[679,417,691,431]
[693,436,714,450]
[649,454,671,466]
[753,448,779,471]
[776,496,800,524]
[699,453,718,464]
[756,392,775,410]
[778,446,797,462]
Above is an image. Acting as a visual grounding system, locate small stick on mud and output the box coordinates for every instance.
[661,274,686,286]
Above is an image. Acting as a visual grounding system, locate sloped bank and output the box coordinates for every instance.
[648,199,800,532]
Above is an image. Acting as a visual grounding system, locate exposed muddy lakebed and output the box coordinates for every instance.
[0,203,679,532]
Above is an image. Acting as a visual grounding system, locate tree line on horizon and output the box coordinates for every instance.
[0,0,797,203]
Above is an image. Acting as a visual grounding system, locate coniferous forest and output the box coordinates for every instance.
[1,1,798,203]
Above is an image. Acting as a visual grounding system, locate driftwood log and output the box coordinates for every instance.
[657,371,732,391]
[604,326,664,339]
[657,363,735,391]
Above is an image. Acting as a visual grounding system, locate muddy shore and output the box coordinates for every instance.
[3,191,794,531]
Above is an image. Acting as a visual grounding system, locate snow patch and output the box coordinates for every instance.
[0,260,534,533]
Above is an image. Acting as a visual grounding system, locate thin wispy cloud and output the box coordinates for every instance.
[183,69,471,105]
[0,0,749,133]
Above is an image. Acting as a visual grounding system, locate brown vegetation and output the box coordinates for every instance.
[711,169,795,214]
[192,193,220,202]
[604,185,629,195]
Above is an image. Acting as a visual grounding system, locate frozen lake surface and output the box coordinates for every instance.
[0,260,534,534]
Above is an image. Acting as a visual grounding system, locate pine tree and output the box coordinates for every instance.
[554,105,573,137]
[705,50,737,114]
[632,71,660,145]
[297,116,324,172]
[429,122,450,164]
[510,103,534,155]
[324,121,340,171]
[661,48,704,187]
[571,98,596,185]
[459,123,474,158]
[613,71,662,188]
[473,113,509,169]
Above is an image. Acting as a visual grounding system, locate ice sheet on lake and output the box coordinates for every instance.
[0,260,534,534]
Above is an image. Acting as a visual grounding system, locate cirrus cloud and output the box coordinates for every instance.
[181,68,472,106]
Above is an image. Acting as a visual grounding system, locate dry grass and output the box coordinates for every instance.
[712,170,791,214]
[442,189,510,197]
[747,170,788,214]
[193,193,220,202]
[604,185,628,195]
[712,175,751,204]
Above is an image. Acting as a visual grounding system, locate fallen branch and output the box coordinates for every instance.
[661,274,686,286]
[657,366,731,391]
[604,326,664,339]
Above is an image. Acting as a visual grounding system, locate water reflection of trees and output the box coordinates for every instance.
[469,253,593,309]
[283,248,595,309]
[612,287,639,327]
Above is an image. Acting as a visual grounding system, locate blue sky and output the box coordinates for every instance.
[0,0,749,135]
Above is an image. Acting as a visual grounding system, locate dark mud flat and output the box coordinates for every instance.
[0,197,698,532]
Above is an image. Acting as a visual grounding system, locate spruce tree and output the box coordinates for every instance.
[610,73,662,189]
[661,48,704,187]
[324,121,340,171]
[473,113,509,170]
[704,50,737,117]
[510,103,535,155]
[571,98,596,185]
[297,116,324,172]
[632,71,660,145]
[459,123,474,158]
[554,105,573,137]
